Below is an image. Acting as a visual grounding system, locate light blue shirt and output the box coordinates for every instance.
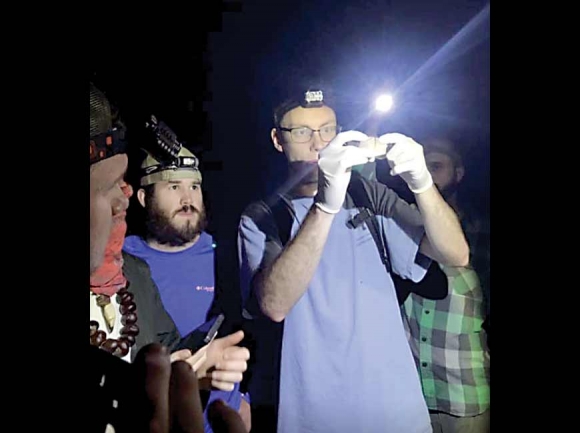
[239,193,432,433]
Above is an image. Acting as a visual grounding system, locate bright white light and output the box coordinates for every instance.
[375,94,394,112]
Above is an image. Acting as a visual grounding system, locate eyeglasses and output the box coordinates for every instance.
[279,125,341,143]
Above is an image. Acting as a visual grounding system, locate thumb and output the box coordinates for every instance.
[215,330,244,349]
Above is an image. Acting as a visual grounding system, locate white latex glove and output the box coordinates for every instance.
[378,132,433,194]
[315,130,376,214]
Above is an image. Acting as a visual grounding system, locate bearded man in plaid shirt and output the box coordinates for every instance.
[402,138,490,433]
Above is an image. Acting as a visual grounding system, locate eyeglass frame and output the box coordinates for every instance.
[278,124,342,143]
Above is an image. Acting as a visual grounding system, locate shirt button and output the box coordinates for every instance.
[422,337,427,342]
[425,310,430,315]
[422,362,428,367]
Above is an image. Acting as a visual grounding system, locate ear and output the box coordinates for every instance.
[271,127,284,153]
[455,166,465,183]
[137,188,147,208]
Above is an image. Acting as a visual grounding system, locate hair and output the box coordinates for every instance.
[141,183,155,199]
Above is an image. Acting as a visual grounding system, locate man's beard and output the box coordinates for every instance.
[145,199,207,247]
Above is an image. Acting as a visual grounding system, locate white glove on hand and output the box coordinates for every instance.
[378,133,433,194]
[315,130,376,214]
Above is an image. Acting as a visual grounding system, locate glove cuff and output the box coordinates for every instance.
[314,201,341,214]
[409,171,434,194]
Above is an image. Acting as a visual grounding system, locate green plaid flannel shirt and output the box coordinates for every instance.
[402,213,490,417]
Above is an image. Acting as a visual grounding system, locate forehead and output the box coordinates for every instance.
[281,105,336,128]
[90,154,128,185]
[155,178,200,188]
[425,151,454,165]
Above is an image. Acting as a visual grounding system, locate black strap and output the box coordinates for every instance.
[240,196,295,433]
[347,172,415,304]
[347,171,448,305]
[347,172,392,274]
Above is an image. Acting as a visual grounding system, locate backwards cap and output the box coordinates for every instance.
[273,84,336,127]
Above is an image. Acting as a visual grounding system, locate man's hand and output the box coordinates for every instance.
[315,130,376,213]
[378,133,433,194]
[171,331,249,392]
[196,331,250,392]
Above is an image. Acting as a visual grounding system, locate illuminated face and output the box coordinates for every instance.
[272,105,338,163]
[271,105,338,187]
[139,178,207,246]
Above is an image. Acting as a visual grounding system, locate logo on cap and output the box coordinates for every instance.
[304,90,323,104]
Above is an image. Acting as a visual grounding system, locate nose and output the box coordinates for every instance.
[121,181,133,199]
[112,181,131,216]
[112,192,129,216]
[180,189,193,206]
[311,131,328,153]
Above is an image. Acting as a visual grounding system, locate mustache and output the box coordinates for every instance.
[173,205,201,217]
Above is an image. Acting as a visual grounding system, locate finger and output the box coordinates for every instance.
[214,330,244,349]
[185,345,208,370]
[385,140,413,162]
[210,370,244,384]
[340,146,376,169]
[382,134,416,160]
[390,160,419,177]
[210,380,236,392]
[170,349,192,363]
[208,400,248,433]
[326,130,369,150]
[378,132,409,144]
[386,152,417,168]
[221,347,250,362]
[169,361,204,433]
[193,344,209,356]
[192,352,207,373]
[215,360,248,373]
[133,344,171,433]
[359,137,387,157]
